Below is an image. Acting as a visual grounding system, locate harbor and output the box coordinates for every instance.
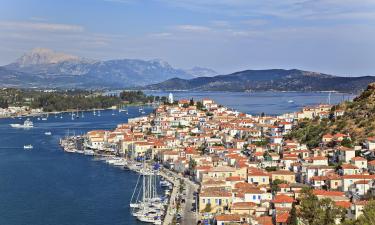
[59,135,180,225]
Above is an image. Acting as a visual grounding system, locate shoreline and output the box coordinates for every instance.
[0,103,157,119]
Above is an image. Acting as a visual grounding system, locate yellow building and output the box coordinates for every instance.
[199,188,232,215]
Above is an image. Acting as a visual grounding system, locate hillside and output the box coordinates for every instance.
[0,48,216,88]
[145,69,375,93]
[288,82,375,146]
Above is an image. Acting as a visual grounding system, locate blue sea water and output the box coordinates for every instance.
[144,91,354,115]
[0,92,355,225]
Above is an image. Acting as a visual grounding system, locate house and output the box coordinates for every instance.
[368,160,375,172]
[312,189,348,201]
[351,157,367,170]
[341,174,375,191]
[215,214,243,225]
[270,170,296,183]
[199,189,232,214]
[248,168,270,185]
[341,164,360,175]
[272,194,295,209]
[364,136,375,151]
[337,146,356,163]
[230,202,256,215]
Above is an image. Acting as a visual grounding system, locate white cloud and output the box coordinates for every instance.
[174,25,211,32]
[0,21,84,32]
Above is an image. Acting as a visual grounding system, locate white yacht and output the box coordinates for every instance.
[23,144,33,150]
[10,119,34,128]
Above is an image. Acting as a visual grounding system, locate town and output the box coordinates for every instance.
[64,93,375,225]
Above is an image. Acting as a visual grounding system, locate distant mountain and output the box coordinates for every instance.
[0,48,215,88]
[145,69,375,93]
[185,67,217,77]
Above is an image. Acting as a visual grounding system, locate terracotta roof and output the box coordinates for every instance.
[276,212,290,223]
[272,194,295,203]
[351,156,366,161]
[335,201,351,209]
[232,202,257,209]
[313,190,345,197]
[215,214,241,222]
[256,216,273,225]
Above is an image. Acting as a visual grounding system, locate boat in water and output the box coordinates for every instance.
[45,131,52,136]
[10,119,34,128]
[23,144,33,150]
[130,165,165,224]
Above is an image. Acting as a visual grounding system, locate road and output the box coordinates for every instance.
[180,178,199,225]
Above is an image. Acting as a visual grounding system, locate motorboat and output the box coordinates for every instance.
[10,119,34,128]
[44,131,52,136]
[23,144,33,150]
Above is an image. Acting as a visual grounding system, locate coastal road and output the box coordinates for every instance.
[180,178,198,225]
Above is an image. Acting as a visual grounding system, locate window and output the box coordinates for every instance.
[250,178,253,182]
[262,178,265,182]
[258,195,261,200]
[203,199,205,204]
[208,199,211,204]
[253,195,256,200]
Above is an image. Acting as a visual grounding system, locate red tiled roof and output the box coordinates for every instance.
[313,190,345,197]
[215,214,241,222]
[272,194,295,203]
[335,201,351,209]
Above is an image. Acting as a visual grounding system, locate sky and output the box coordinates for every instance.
[0,0,375,76]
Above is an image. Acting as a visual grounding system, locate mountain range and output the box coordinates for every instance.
[0,48,217,88]
[144,69,375,93]
[1,48,374,92]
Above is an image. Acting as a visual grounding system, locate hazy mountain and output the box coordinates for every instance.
[185,66,217,77]
[145,69,375,93]
[1,48,215,88]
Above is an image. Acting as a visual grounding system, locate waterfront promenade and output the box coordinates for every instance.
[158,168,199,225]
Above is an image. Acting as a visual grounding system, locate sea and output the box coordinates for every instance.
[0,91,354,225]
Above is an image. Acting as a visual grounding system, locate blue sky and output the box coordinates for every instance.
[0,0,375,76]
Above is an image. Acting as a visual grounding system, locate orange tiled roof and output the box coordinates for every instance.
[272,194,295,203]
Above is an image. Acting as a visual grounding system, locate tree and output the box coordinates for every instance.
[189,98,194,106]
[288,202,298,225]
[188,159,197,174]
[298,188,346,225]
[341,138,353,148]
[342,201,375,225]
[203,203,212,213]
[271,179,287,192]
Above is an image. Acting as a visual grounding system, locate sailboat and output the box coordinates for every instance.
[130,165,164,224]
[81,111,85,118]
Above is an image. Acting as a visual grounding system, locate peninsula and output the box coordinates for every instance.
[62,83,375,225]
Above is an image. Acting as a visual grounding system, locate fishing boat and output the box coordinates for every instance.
[23,144,33,150]
[10,119,34,128]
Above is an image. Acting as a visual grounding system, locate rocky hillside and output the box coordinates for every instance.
[145,69,375,93]
[288,83,375,146]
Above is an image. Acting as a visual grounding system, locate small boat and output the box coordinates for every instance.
[44,131,52,136]
[288,100,294,103]
[10,119,34,128]
[24,144,33,150]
